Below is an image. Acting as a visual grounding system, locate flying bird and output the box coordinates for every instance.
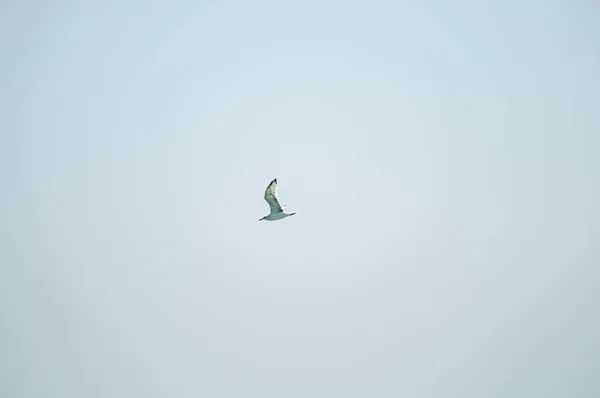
[259,178,296,221]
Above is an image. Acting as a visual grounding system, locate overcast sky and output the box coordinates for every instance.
[2,1,599,397]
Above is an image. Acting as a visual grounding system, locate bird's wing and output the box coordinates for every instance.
[264,178,283,213]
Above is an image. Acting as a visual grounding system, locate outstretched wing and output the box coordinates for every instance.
[264,178,283,213]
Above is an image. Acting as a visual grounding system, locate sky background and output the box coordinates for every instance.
[1,0,599,397]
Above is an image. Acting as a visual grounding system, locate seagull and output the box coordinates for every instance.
[259,178,296,221]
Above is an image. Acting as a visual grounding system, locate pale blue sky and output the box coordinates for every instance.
[1,1,599,397]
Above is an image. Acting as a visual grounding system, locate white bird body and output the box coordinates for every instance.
[259,178,296,221]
